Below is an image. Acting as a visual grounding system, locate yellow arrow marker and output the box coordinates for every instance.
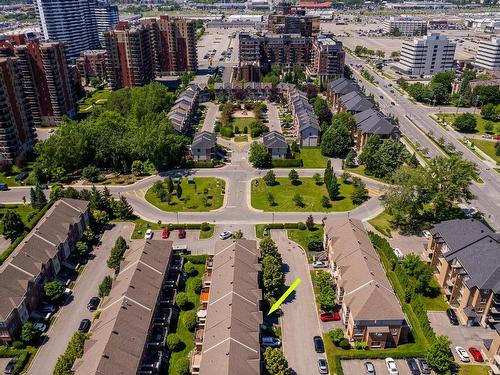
[268,278,301,315]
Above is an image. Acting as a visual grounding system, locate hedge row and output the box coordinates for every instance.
[166,223,204,230]
[271,159,303,168]
[11,351,30,374]
[0,202,52,266]
[263,223,306,230]
[53,332,87,375]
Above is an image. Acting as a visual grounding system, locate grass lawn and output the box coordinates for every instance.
[255,224,267,239]
[295,147,328,168]
[168,260,205,375]
[0,204,37,235]
[234,135,248,142]
[78,89,111,114]
[0,164,36,187]
[471,139,500,164]
[438,113,499,136]
[232,117,255,133]
[145,177,225,212]
[421,293,449,311]
[199,224,214,239]
[367,210,393,238]
[345,165,386,183]
[251,177,357,212]
[457,365,490,375]
[287,225,323,251]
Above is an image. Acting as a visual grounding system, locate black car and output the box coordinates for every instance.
[78,319,91,333]
[4,357,18,374]
[406,358,421,375]
[87,296,100,311]
[446,308,459,325]
[417,358,431,374]
[313,336,324,353]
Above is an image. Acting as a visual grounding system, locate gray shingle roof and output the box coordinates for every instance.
[329,77,358,95]
[263,131,287,149]
[339,91,374,113]
[431,219,500,293]
[354,109,400,136]
[192,131,216,149]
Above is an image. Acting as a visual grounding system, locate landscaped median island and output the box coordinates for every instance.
[251,177,358,212]
[126,218,215,240]
[145,177,225,212]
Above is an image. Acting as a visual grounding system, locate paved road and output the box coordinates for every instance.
[272,230,323,375]
[26,222,134,375]
[347,55,500,229]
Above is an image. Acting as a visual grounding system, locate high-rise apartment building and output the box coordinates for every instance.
[0,57,36,161]
[76,50,108,84]
[103,21,154,90]
[306,35,345,84]
[34,0,101,61]
[395,33,456,75]
[475,37,500,72]
[239,32,311,73]
[94,1,119,44]
[383,17,428,36]
[0,36,77,127]
[104,17,198,89]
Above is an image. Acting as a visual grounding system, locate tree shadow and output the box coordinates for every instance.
[281,289,297,305]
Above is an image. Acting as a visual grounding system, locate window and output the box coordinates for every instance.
[391,328,398,336]
[353,328,363,336]
[370,341,381,348]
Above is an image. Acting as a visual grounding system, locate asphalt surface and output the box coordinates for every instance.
[272,230,324,375]
[26,222,134,375]
[267,102,282,133]
[347,55,500,229]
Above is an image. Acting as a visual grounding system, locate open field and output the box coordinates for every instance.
[251,177,357,212]
[471,139,500,164]
[438,113,499,136]
[296,147,328,168]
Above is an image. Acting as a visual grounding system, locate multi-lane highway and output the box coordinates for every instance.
[347,55,500,229]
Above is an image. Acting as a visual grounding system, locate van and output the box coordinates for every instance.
[261,337,281,348]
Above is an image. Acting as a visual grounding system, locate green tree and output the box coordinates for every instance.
[107,235,127,272]
[292,193,305,207]
[262,255,285,299]
[408,152,419,168]
[313,172,322,185]
[321,195,331,208]
[21,322,41,344]
[44,281,64,301]
[305,214,314,230]
[481,102,496,120]
[344,149,356,168]
[176,182,183,199]
[267,192,276,206]
[75,241,88,257]
[351,181,369,205]
[249,142,272,168]
[166,176,174,193]
[263,170,277,186]
[263,347,290,375]
[82,165,100,182]
[113,196,134,219]
[426,336,452,374]
[321,123,352,157]
[332,112,357,131]
[361,136,407,179]
[260,237,281,261]
[288,169,300,185]
[166,333,183,352]
[98,275,113,298]
[183,310,198,332]
[174,358,190,375]
[329,328,345,346]
[326,172,340,200]
[453,113,477,133]
[175,292,191,310]
[131,160,144,176]
[2,209,24,241]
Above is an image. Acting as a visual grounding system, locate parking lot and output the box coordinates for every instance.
[342,359,423,375]
[197,27,241,69]
[428,311,496,363]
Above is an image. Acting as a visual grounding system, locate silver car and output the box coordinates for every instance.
[318,358,328,374]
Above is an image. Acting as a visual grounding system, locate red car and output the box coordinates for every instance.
[178,228,186,239]
[320,312,340,322]
[161,228,169,239]
[468,347,483,362]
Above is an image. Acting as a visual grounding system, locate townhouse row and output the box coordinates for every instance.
[0,198,90,343]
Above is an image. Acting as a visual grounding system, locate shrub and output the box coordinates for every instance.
[184,255,207,264]
[284,223,299,229]
[98,275,113,298]
[297,222,306,230]
[12,350,29,374]
[11,341,23,349]
[354,341,368,350]
[184,262,198,277]
[175,292,190,310]
[271,159,303,168]
[308,239,323,251]
[339,338,351,350]
[174,358,190,375]
[200,222,210,231]
[329,328,344,346]
[183,311,198,332]
[166,333,183,352]
[192,278,203,295]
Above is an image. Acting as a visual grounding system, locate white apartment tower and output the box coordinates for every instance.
[94,2,119,44]
[475,37,500,71]
[383,17,428,36]
[34,0,101,61]
[397,33,456,75]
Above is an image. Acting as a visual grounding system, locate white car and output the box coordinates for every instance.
[385,358,399,374]
[34,323,47,332]
[455,346,470,362]
[145,229,153,240]
[219,231,232,240]
[312,261,326,268]
[393,248,404,262]
[422,230,431,239]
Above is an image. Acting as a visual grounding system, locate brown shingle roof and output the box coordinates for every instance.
[325,218,405,322]
[73,240,172,375]
[199,240,262,375]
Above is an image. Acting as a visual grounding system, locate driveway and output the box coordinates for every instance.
[266,102,282,133]
[342,359,418,375]
[428,311,495,363]
[201,102,219,132]
[271,230,323,375]
[26,222,134,375]
[388,232,428,257]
